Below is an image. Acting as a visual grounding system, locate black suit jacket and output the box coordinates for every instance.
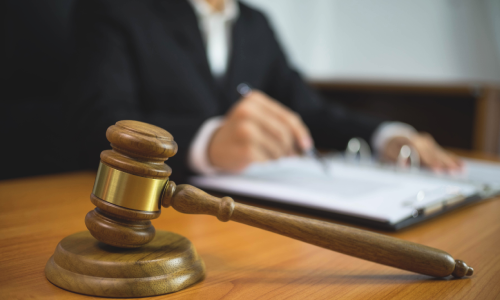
[65,0,382,181]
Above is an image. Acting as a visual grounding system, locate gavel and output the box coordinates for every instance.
[86,120,473,279]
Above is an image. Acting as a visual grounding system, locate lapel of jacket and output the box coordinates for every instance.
[224,3,254,105]
[157,0,218,96]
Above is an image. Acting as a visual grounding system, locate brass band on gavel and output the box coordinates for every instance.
[92,162,168,212]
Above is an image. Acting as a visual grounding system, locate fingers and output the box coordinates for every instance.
[423,148,462,173]
[228,90,313,154]
[412,134,462,172]
[448,152,464,168]
[384,133,464,173]
[242,91,313,151]
[209,91,314,173]
[208,122,266,173]
[229,98,296,156]
[233,120,291,160]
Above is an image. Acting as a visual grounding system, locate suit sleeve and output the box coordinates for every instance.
[63,0,204,181]
[256,14,384,150]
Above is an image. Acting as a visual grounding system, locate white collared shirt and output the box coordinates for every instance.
[188,0,239,78]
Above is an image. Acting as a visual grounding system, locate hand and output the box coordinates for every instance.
[208,90,313,172]
[381,133,463,172]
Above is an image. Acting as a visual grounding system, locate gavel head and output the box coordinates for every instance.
[85,120,177,248]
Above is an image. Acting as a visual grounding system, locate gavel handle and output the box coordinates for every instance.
[162,182,473,278]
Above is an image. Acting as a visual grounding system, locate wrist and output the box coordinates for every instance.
[206,126,223,169]
[187,116,225,175]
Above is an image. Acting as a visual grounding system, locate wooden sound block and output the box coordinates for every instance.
[45,230,205,298]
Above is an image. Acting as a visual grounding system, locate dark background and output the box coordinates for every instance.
[0,0,479,180]
[316,85,477,150]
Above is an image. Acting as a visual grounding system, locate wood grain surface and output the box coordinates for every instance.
[163,183,472,278]
[1,153,499,299]
[45,231,205,297]
[103,120,177,179]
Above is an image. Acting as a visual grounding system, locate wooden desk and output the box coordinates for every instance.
[1,154,499,299]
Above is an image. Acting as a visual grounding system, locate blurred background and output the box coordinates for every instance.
[1,0,499,180]
[244,0,500,153]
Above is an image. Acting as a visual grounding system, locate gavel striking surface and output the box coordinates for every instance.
[45,231,205,297]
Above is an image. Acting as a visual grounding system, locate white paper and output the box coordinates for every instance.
[190,156,484,224]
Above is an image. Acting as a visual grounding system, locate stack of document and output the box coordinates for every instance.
[190,155,500,230]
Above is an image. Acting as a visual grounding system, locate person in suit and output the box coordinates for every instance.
[65,0,461,181]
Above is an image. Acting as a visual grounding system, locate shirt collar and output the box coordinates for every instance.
[188,0,239,21]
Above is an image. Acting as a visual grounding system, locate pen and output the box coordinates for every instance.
[236,83,329,173]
